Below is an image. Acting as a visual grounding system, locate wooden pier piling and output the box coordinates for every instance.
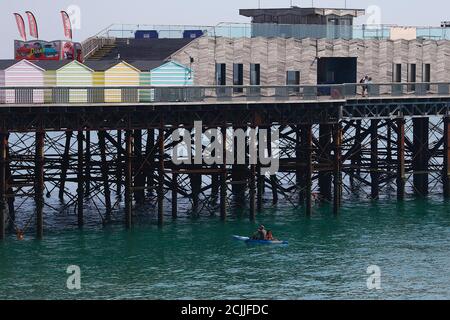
[35,131,45,239]
[77,131,84,227]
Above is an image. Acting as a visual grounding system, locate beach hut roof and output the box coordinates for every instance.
[33,60,72,71]
[151,60,192,73]
[4,59,45,72]
[57,60,94,72]
[84,60,122,71]
[129,60,165,72]
[0,60,19,70]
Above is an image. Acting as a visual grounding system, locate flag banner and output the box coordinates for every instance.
[25,11,39,39]
[60,11,73,40]
[13,13,27,41]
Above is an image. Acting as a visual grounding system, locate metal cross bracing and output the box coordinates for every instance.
[1,105,450,239]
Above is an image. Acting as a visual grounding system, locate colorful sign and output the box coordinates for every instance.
[15,40,61,61]
[25,11,39,39]
[13,13,27,41]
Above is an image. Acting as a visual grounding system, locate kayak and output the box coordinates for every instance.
[233,235,288,245]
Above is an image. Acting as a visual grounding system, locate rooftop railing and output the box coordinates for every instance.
[93,23,450,41]
[1,83,450,106]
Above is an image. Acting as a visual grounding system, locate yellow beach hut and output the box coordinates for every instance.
[104,61,141,103]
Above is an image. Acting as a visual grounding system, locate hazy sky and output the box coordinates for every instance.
[1,0,449,58]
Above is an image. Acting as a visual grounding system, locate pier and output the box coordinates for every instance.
[0,82,450,239]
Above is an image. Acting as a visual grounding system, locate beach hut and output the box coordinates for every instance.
[149,60,194,102]
[34,61,71,103]
[150,60,194,86]
[130,60,165,102]
[84,60,121,103]
[0,60,18,104]
[2,60,46,104]
[104,61,141,103]
[55,60,94,103]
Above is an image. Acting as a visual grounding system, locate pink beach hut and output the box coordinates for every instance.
[0,60,45,104]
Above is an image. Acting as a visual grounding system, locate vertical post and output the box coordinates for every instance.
[59,131,73,200]
[77,131,84,227]
[146,129,155,196]
[256,128,263,212]
[116,130,122,199]
[35,131,45,239]
[268,127,278,205]
[305,124,313,216]
[84,131,91,196]
[413,118,429,196]
[134,129,145,204]
[333,123,342,215]
[371,120,379,200]
[220,124,227,220]
[249,122,256,221]
[172,171,178,219]
[158,124,165,226]
[0,132,6,240]
[443,117,450,198]
[98,131,112,219]
[397,118,406,200]
[125,130,133,229]
[318,124,332,201]
[386,122,393,172]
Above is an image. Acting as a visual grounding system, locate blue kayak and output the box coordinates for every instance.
[233,235,288,245]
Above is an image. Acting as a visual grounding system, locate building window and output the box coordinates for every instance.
[233,63,243,93]
[250,64,260,86]
[423,63,431,91]
[216,63,226,85]
[286,71,300,93]
[393,64,402,83]
[407,63,416,91]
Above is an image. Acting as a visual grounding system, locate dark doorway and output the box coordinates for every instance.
[317,57,357,85]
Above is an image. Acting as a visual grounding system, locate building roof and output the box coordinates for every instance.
[84,60,122,71]
[129,60,165,71]
[0,60,19,70]
[240,7,366,18]
[33,60,72,71]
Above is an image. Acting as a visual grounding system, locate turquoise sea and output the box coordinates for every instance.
[0,198,450,300]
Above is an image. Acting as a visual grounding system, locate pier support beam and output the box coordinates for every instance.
[172,172,178,219]
[0,132,6,240]
[116,130,122,199]
[84,131,91,196]
[370,120,380,200]
[318,124,332,202]
[220,125,227,220]
[397,118,406,200]
[77,131,84,227]
[413,118,429,196]
[35,131,45,239]
[333,123,342,214]
[98,131,112,219]
[146,129,155,197]
[157,125,165,226]
[295,126,303,204]
[125,130,133,229]
[134,129,145,204]
[59,131,73,200]
[444,117,450,198]
[304,124,313,216]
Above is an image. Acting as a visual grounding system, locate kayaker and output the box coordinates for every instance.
[251,225,267,240]
[266,230,275,241]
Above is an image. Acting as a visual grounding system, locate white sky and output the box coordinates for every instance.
[0,0,449,58]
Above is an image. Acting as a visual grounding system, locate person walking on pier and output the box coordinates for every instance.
[360,75,369,97]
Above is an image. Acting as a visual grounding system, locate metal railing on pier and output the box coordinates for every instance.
[0,83,449,105]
